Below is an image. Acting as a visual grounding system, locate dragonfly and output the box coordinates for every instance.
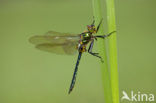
[29,19,115,94]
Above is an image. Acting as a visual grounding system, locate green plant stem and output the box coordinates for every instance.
[92,0,113,103]
[106,0,119,103]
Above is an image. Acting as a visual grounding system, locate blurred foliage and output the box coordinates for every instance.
[0,0,156,103]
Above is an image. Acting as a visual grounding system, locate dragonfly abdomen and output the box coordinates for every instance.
[77,44,86,52]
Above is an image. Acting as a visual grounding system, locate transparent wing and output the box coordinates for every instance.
[36,42,78,55]
[29,31,80,55]
[29,31,80,45]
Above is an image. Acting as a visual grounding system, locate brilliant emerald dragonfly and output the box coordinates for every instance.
[29,19,115,94]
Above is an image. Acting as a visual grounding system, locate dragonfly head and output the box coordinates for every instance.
[87,25,96,33]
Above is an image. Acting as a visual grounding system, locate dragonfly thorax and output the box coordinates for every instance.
[80,32,92,44]
[78,32,93,53]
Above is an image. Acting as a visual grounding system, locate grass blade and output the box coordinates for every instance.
[92,0,113,103]
[105,0,120,102]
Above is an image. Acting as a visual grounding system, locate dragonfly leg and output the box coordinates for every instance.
[95,31,116,39]
[88,40,104,62]
[91,17,95,25]
[96,19,103,33]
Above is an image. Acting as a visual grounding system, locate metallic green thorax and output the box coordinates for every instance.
[80,32,92,45]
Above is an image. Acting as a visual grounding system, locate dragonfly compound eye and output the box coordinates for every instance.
[87,25,96,33]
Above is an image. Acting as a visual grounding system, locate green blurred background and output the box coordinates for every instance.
[0,0,156,103]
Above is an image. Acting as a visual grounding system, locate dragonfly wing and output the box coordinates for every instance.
[35,42,78,55]
[45,31,74,36]
[29,31,80,45]
[29,31,80,55]
[29,35,79,45]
